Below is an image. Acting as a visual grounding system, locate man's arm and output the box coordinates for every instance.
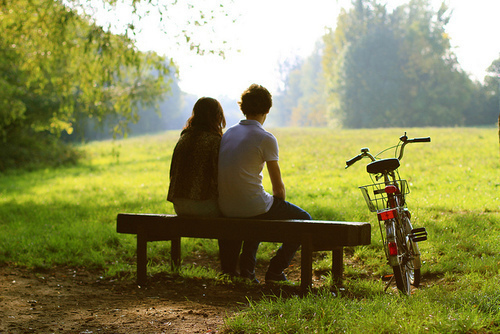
[266,160,286,200]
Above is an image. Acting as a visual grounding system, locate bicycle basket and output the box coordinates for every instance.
[359,180,409,212]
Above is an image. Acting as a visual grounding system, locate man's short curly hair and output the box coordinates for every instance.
[238,84,272,116]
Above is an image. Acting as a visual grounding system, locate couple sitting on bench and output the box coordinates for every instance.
[167,84,311,284]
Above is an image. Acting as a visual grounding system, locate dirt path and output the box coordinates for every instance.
[1,266,243,333]
[0,260,306,334]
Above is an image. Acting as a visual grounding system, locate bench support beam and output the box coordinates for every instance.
[300,234,313,292]
[332,247,343,286]
[171,237,181,272]
[137,226,148,286]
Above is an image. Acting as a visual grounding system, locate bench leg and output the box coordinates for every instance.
[171,237,181,272]
[137,228,148,286]
[300,235,313,295]
[332,247,343,285]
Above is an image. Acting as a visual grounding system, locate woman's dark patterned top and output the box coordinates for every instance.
[167,128,221,202]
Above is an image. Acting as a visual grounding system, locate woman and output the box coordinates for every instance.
[167,97,226,217]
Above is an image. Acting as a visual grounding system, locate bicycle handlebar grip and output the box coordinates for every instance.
[345,155,362,168]
[411,137,431,143]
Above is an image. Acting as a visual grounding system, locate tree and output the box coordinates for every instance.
[68,63,185,141]
[128,71,185,135]
[323,0,477,128]
[2,0,172,134]
[485,57,500,154]
[289,43,328,127]
[272,56,304,126]
[1,0,169,147]
[341,17,406,127]
[273,42,329,127]
[322,8,352,126]
[0,0,233,170]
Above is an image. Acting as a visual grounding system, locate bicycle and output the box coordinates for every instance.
[345,132,430,295]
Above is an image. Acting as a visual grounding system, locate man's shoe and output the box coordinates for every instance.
[265,271,288,283]
[220,270,240,279]
[240,272,260,284]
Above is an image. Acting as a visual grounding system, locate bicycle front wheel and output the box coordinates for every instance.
[404,214,422,288]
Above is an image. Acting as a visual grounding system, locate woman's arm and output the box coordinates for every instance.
[266,160,286,200]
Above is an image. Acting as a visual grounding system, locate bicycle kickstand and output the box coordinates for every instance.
[383,274,395,292]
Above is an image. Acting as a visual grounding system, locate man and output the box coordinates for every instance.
[218,84,311,283]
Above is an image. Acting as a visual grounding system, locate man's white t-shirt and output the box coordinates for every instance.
[218,120,279,217]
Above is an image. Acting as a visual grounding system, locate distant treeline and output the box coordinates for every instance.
[123,0,500,134]
[1,0,499,171]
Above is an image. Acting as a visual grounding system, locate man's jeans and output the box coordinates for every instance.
[220,197,311,278]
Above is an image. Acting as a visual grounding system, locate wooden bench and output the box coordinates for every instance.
[116,213,371,294]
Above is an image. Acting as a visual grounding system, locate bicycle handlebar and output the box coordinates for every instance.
[398,136,431,160]
[345,154,363,168]
[345,133,430,169]
[407,137,431,143]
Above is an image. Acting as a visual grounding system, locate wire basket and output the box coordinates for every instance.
[359,180,409,212]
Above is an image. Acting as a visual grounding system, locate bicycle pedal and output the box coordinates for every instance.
[382,274,393,282]
[410,227,428,242]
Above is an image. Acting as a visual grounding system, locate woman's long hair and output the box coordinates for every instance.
[183,97,226,136]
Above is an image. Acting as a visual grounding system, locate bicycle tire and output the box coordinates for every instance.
[404,214,422,288]
[413,268,421,287]
[392,217,413,295]
[384,219,410,295]
[391,264,410,295]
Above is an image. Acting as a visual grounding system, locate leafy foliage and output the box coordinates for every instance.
[0,0,235,170]
[0,0,170,137]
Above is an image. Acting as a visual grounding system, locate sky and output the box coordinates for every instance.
[130,0,500,99]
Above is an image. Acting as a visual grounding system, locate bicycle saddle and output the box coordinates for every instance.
[366,158,400,174]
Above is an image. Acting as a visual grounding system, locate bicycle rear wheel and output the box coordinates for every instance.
[391,215,419,295]
[391,262,411,295]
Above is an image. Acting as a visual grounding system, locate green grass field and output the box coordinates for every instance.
[1,127,499,333]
